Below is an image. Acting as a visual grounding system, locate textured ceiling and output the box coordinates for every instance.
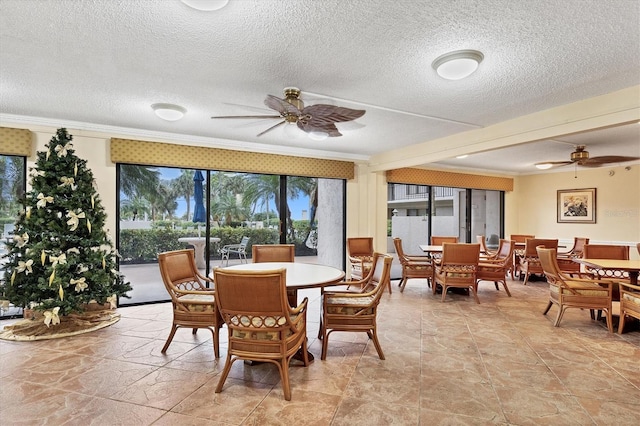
[0,0,639,174]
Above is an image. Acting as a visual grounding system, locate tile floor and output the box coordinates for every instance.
[1,277,639,425]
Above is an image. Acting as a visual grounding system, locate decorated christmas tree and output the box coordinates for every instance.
[0,128,130,323]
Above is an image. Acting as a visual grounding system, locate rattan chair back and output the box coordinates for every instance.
[212,267,309,400]
[252,244,295,263]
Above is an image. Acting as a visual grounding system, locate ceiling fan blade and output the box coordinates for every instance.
[264,95,300,115]
[212,115,282,119]
[256,120,286,137]
[297,121,342,137]
[582,155,640,166]
[302,104,366,125]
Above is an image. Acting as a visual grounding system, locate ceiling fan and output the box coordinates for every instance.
[211,87,365,137]
[535,145,640,169]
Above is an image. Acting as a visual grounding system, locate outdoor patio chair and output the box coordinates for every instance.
[220,236,250,265]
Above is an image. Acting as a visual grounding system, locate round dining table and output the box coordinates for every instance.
[222,261,345,303]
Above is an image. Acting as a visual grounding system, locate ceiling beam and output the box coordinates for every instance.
[368,86,640,172]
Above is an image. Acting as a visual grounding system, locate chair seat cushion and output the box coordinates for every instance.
[553,280,609,296]
[325,294,375,315]
[622,292,640,306]
[179,293,216,312]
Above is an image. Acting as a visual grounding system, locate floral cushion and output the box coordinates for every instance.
[326,295,375,315]
[179,293,215,312]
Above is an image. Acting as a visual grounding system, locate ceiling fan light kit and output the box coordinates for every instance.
[432,49,484,80]
[212,87,366,138]
[151,103,187,121]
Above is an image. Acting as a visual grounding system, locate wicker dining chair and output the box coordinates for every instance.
[212,267,310,401]
[618,281,640,334]
[393,237,433,292]
[476,239,515,297]
[556,237,589,277]
[431,236,459,245]
[347,237,374,278]
[158,249,223,357]
[321,253,392,360]
[519,238,558,285]
[347,237,377,291]
[537,247,613,332]
[510,234,535,279]
[252,244,295,263]
[433,243,481,303]
[476,235,497,258]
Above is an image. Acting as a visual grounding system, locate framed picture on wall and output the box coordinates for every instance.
[557,188,596,223]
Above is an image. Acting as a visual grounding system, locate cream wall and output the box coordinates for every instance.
[513,165,640,258]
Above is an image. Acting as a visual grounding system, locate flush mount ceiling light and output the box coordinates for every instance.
[432,50,484,80]
[181,0,229,11]
[151,103,186,121]
[308,131,329,141]
[535,163,553,170]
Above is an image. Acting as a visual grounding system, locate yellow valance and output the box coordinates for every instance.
[0,127,32,156]
[386,167,513,191]
[110,138,354,180]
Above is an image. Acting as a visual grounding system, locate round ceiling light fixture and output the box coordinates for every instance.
[151,103,187,121]
[181,0,229,11]
[535,163,553,170]
[432,49,484,80]
[308,131,329,141]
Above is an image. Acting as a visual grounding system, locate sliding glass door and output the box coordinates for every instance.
[117,165,345,305]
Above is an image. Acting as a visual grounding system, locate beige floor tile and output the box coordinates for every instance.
[2,275,640,425]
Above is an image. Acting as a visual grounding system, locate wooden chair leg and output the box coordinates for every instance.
[215,355,234,394]
[618,314,626,334]
[161,325,178,353]
[543,300,553,315]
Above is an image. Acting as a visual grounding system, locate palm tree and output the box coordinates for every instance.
[120,196,151,221]
[119,165,160,199]
[212,192,249,225]
[147,180,177,220]
[172,169,194,221]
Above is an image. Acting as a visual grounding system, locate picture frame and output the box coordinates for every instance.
[557,188,596,223]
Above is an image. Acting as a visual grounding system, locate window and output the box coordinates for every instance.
[388,182,503,251]
[0,155,26,318]
[117,165,345,305]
